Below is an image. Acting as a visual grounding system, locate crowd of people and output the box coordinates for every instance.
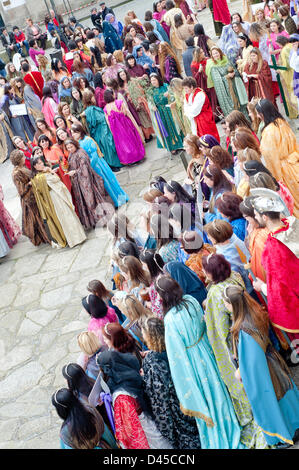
[0,0,299,450]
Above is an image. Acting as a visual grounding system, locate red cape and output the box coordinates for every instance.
[23,72,44,100]
[185,88,220,141]
[212,0,231,25]
[262,221,299,332]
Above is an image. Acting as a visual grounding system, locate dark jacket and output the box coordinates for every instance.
[182,45,196,77]
[91,12,103,29]
[101,7,114,21]
[1,31,16,47]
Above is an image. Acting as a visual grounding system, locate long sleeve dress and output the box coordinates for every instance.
[67,148,114,230]
[147,84,184,152]
[204,272,268,448]
[84,105,122,169]
[142,350,201,449]
[164,294,245,449]
[104,100,145,165]
[31,171,86,248]
[79,135,129,208]
[12,166,50,246]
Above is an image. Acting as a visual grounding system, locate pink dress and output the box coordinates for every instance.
[88,306,119,345]
[42,97,58,129]
[104,100,145,165]
[153,10,170,37]
[0,184,21,248]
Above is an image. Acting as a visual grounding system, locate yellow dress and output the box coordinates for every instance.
[279,44,298,120]
[260,119,299,217]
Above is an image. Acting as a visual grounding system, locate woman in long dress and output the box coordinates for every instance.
[147,73,184,154]
[64,138,114,230]
[0,183,21,252]
[96,349,173,449]
[10,149,50,246]
[243,48,275,104]
[70,122,129,208]
[276,36,298,120]
[223,285,299,447]
[30,155,86,248]
[256,99,299,218]
[154,274,245,449]
[140,316,201,449]
[202,253,268,448]
[191,47,219,120]
[102,20,123,54]
[103,89,145,166]
[206,47,248,118]
[0,110,14,163]
[0,84,35,142]
[117,69,155,142]
[208,0,231,37]
[82,89,122,171]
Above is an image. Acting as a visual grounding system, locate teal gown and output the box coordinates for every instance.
[164,294,245,449]
[79,135,129,208]
[147,84,184,152]
[84,105,123,168]
[238,330,299,447]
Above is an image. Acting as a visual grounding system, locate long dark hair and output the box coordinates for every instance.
[71,87,83,114]
[165,180,195,204]
[117,69,131,88]
[51,388,105,449]
[139,249,164,280]
[255,98,285,130]
[204,164,232,199]
[154,274,190,316]
[30,154,49,176]
[94,72,104,89]
[62,363,95,397]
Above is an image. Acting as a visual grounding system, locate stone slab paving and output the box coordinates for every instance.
[0,0,298,449]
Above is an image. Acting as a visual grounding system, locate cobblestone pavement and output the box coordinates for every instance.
[0,0,298,449]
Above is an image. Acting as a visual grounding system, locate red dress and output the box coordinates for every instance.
[191,59,219,118]
[262,219,299,336]
[114,395,150,449]
[212,0,231,25]
[185,88,220,141]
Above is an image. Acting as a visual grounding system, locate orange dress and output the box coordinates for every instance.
[185,244,216,285]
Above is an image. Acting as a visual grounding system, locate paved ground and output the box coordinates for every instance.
[0,0,298,449]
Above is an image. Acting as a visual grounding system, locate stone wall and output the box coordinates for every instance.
[0,0,102,29]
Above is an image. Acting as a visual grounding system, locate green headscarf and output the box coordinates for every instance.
[206,55,229,89]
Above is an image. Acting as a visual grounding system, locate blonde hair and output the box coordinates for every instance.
[119,294,152,321]
[77,331,101,356]
[141,317,165,352]
[238,147,261,163]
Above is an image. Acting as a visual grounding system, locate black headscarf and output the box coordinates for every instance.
[96,350,152,415]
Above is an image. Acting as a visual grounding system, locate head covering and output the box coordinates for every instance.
[164,261,207,306]
[133,45,155,73]
[96,350,151,414]
[58,76,72,98]
[105,13,119,34]
[198,134,220,149]
[253,196,285,214]
[182,231,204,251]
[251,190,289,216]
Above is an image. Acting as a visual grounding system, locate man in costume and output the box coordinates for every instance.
[21,61,44,100]
[182,77,220,141]
[252,196,299,359]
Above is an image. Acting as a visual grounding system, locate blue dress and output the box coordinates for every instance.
[230,217,247,242]
[238,330,299,446]
[79,135,129,208]
[164,295,244,449]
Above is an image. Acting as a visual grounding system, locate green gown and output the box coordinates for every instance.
[84,105,122,168]
[147,83,184,152]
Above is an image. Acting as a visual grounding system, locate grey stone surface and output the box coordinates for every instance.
[0,0,298,450]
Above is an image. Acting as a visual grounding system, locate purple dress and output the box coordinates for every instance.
[104,100,145,165]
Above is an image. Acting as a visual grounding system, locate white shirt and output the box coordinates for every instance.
[184,90,206,135]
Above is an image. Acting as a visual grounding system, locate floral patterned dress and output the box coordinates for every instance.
[158,240,181,263]
[142,350,201,449]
